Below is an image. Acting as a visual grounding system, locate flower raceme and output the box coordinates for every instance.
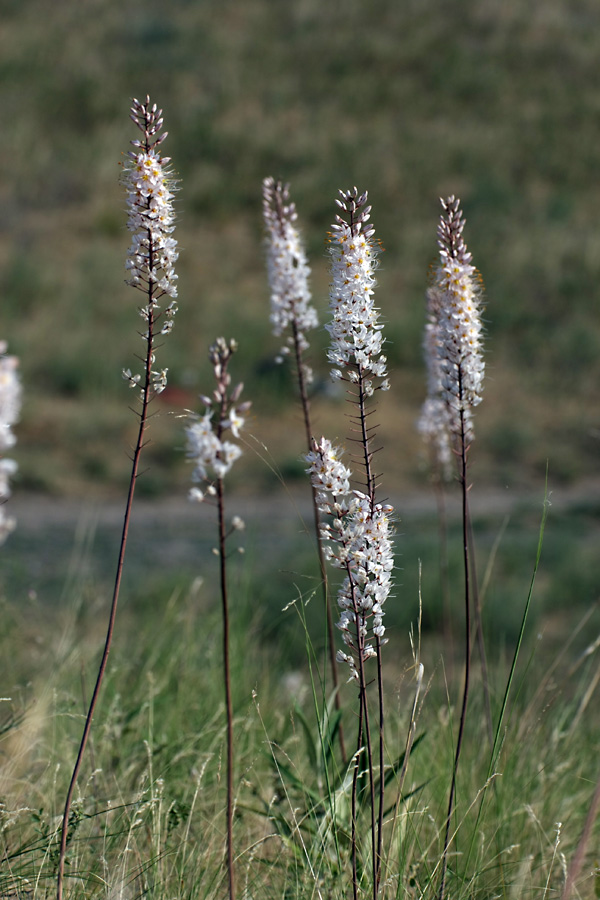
[306,438,394,682]
[186,413,242,486]
[417,285,453,476]
[262,177,318,375]
[0,344,21,545]
[121,96,178,398]
[0,345,20,455]
[327,188,389,395]
[433,196,484,442]
[185,338,250,498]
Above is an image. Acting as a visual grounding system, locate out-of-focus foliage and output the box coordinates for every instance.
[2,0,600,494]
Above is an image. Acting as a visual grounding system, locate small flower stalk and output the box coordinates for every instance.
[429,198,488,900]
[308,189,393,900]
[186,337,250,900]
[185,338,250,494]
[419,196,484,475]
[0,344,21,545]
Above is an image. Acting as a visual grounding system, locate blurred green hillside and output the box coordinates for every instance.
[2,0,599,496]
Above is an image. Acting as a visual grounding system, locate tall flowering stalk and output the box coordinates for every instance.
[307,188,392,900]
[57,97,178,900]
[185,337,250,900]
[430,197,486,900]
[0,344,21,546]
[262,177,318,375]
[262,177,347,760]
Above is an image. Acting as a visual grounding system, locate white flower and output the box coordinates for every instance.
[326,189,387,386]
[223,409,245,438]
[306,437,352,499]
[305,436,394,670]
[263,178,318,374]
[185,341,248,486]
[418,281,453,475]
[0,350,21,453]
[433,196,484,441]
[151,368,168,394]
[122,97,179,400]
[123,148,178,299]
[0,346,21,546]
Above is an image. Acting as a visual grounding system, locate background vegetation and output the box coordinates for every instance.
[1,1,600,896]
[2,0,600,495]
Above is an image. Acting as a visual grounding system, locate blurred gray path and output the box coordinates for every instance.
[11,477,600,531]
[6,479,599,603]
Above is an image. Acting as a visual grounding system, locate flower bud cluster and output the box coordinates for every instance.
[306,438,394,681]
[0,344,21,545]
[262,177,318,379]
[186,338,251,496]
[433,196,484,440]
[327,188,389,395]
[122,97,178,397]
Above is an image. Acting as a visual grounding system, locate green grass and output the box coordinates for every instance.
[1,487,600,898]
[1,530,599,899]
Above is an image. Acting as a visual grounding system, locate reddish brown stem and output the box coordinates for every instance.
[561,770,600,900]
[217,476,235,900]
[438,397,472,900]
[56,305,156,900]
[356,370,385,890]
[348,571,377,900]
[291,318,346,764]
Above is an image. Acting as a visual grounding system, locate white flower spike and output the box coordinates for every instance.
[122,97,179,398]
[263,177,318,386]
[434,196,484,442]
[0,345,21,546]
[326,188,388,388]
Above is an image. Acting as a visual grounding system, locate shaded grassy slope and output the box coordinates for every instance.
[1,0,599,494]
